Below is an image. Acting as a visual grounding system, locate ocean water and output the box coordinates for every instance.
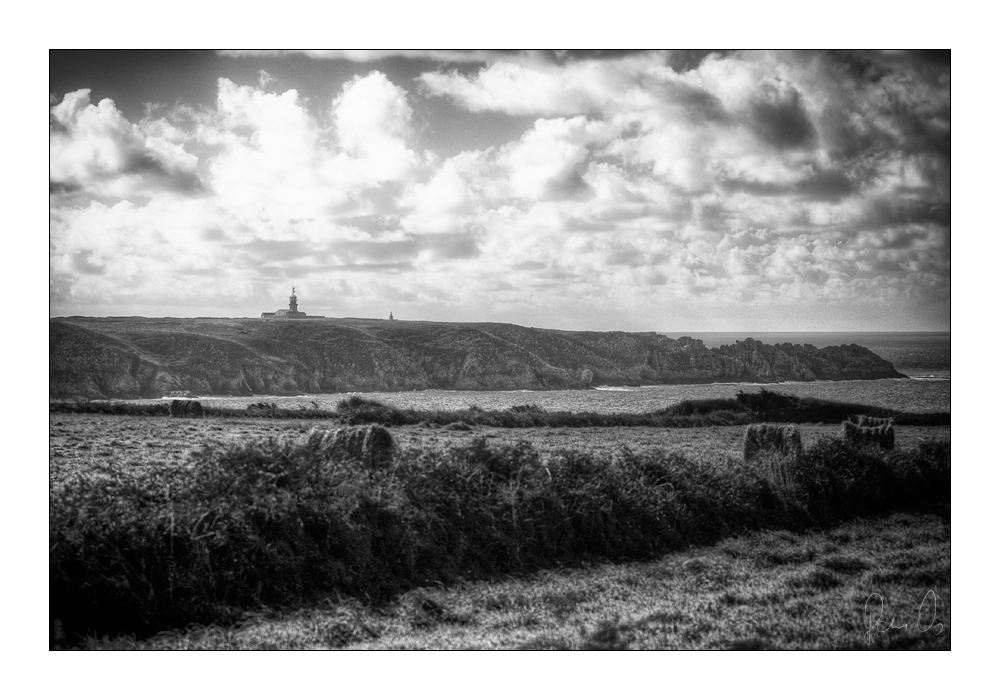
[177,332,950,415]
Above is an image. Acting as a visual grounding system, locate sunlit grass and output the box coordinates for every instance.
[50,415,948,647]
[85,512,949,650]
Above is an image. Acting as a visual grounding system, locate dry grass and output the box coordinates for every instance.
[49,414,952,482]
[83,512,949,650]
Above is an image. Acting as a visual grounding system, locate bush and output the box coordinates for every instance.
[737,389,795,414]
[743,424,803,462]
[508,404,546,414]
[336,397,408,426]
[50,429,950,644]
[842,417,895,451]
[669,397,743,415]
[50,391,949,428]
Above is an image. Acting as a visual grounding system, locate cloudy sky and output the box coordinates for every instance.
[49,49,950,331]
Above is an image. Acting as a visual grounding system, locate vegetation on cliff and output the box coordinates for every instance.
[50,317,905,399]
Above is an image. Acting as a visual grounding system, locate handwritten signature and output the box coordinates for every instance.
[864,591,945,646]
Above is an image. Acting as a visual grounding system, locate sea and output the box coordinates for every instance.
[174,332,951,415]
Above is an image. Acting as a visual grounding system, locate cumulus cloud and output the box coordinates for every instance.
[331,72,420,184]
[50,89,205,198]
[50,51,949,330]
[499,117,613,200]
[219,49,504,63]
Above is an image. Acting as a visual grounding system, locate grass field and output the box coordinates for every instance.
[50,407,949,649]
[50,413,950,481]
[77,511,950,650]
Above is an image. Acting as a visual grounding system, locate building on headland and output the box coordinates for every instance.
[261,287,325,319]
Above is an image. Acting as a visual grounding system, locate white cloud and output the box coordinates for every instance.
[50,52,949,330]
[50,89,204,198]
[219,49,503,63]
[331,72,420,185]
[500,117,613,200]
[419,53,668,116]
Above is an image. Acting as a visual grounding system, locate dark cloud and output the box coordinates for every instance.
[818,50,949,164]
[544,166,593,201]
[719,168,854,202]
[798,170,855,201]
[50,181,81,195]
[50,90,208,197]
[72,250,106,275]
[243,233,481,269]
[695,201,728,231]
[544,50,652,64]
[122,151,207,195]
[661,81,730,123]
[858,259,907,277]
[799,268,830,286]
[605,243,664,268]
[665,50,733,73]
[824,50,891,84]
[49,112,69,135]
[860,199,951,229]
[870,229,926,251]
[748,80,815,149]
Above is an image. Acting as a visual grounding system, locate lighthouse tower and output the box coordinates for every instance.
[261,285,320,319]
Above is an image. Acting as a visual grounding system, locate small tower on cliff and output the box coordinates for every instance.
[289,287,299,314]
[389,311,394,321]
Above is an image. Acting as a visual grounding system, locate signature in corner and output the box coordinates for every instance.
[864,591,945,646]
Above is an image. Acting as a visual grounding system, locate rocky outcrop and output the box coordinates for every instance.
[49,317,905,400]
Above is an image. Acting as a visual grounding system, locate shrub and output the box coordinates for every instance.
[743,424,803,462]
[842,419,895,451]
[737,389,796,414]
[50,391,949,428]
[670,397,742,415]
[508,404,546,414]
[50,429,950,644]
[336,397,408,426]
[246,402,279,416]
[855,415,893,427]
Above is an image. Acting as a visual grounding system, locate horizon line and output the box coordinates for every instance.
[48,315,951,335]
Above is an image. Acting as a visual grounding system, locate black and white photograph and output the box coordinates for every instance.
[47,45,954,656]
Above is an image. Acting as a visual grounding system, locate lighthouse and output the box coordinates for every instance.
[260,286,323,319]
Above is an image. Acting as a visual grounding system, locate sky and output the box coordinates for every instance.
[49,49,950,332]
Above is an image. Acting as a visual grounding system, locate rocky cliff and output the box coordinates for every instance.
[49,317,906,400]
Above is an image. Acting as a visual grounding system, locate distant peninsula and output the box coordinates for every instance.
[49,317,906,400]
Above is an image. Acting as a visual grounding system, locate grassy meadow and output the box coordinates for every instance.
[50,413,950,480]
[49,392,950,650]
[85,512,949,650]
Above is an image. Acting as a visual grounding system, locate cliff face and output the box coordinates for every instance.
[49,318,906,400]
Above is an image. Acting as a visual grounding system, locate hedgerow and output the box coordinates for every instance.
[50,429,949,644]
[49,389,950,427]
